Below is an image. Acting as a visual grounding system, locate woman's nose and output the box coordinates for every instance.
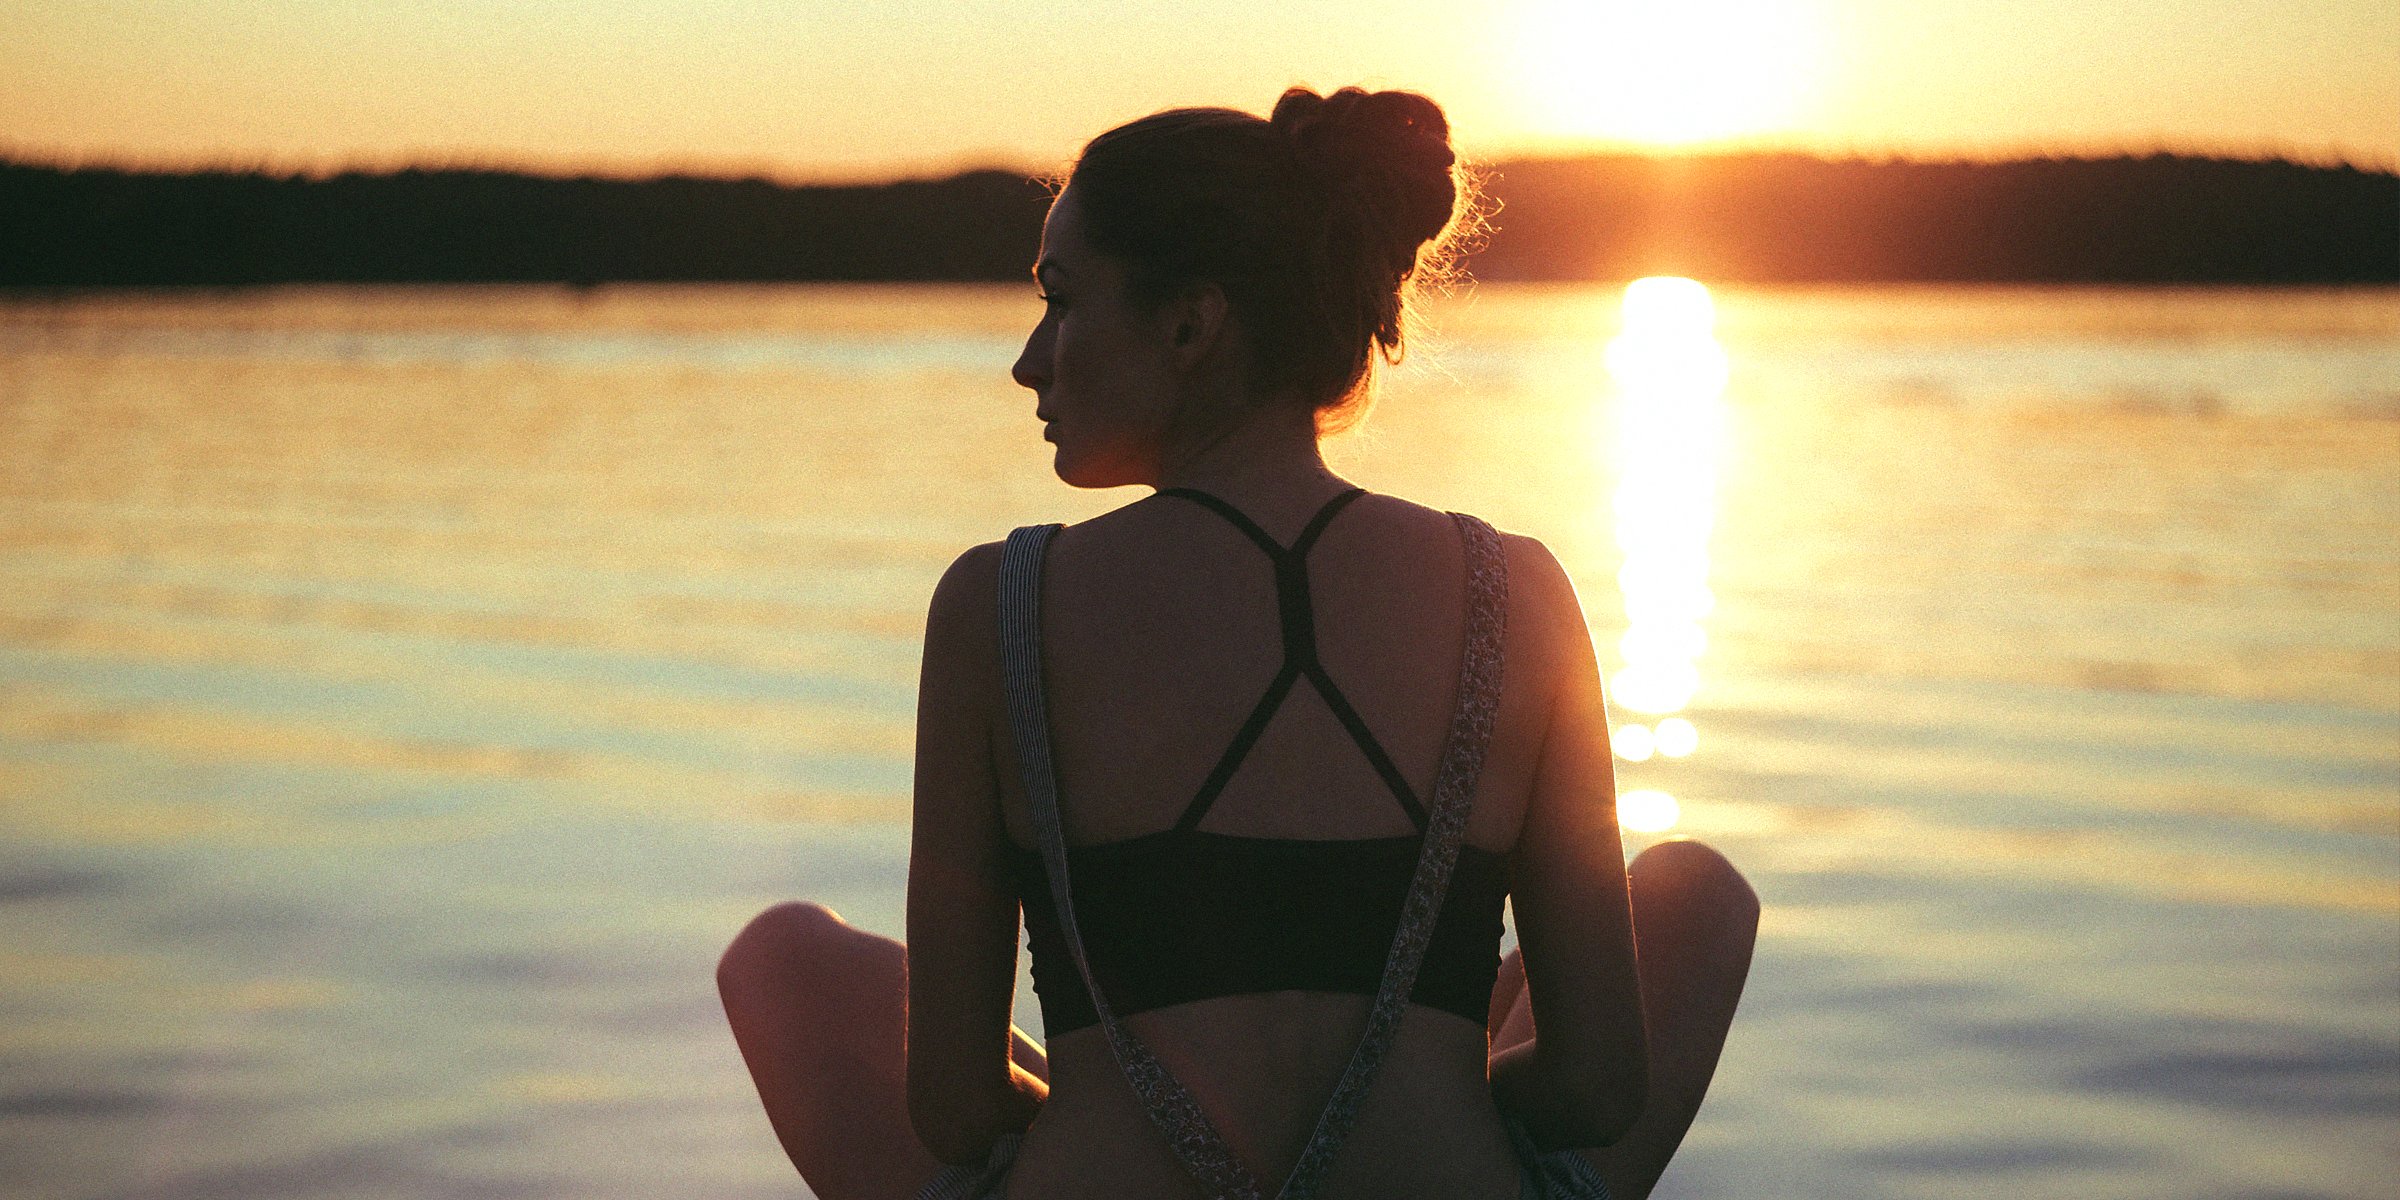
[1011,334,1048,392]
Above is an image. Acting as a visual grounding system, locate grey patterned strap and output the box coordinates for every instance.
[1274,512,1508,1199]
[994,514,1509,1200]
[998,524,1267,1200]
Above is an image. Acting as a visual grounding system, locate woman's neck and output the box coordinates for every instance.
[1152,408,1347,519]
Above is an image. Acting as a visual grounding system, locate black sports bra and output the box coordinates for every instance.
[1007,487,1510,1037]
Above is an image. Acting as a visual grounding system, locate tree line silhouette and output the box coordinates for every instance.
[2,153,2391,287]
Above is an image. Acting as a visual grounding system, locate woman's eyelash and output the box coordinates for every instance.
[1036,291,1062,304]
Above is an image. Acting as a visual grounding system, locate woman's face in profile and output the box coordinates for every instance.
[1011,186,1181,488]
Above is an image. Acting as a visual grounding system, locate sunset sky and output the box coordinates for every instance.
[5,0,2394,179]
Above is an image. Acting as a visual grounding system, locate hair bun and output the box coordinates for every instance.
[1269,86,1459,261]
[1270,87,1455,175]
[1065,88,1481,432]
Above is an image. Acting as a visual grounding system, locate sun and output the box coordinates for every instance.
[1511,0,1824,147]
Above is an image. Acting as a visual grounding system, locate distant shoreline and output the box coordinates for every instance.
[4,153,2392,288]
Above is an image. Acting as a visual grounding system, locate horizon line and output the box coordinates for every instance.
[5,139,2393,188]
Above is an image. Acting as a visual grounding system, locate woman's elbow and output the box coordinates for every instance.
[1535,1086,1643,1151]
[906,1073,993,1166]
[1557,1042,1650,1148]
[908,1058,1040,1165]
[1496,1039,1649,1150]
[1578,1071,1649,1147]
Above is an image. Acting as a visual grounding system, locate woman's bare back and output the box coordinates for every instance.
[992,486,1572,1199]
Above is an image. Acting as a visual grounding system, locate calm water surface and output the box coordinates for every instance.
[1,283,2395,1199]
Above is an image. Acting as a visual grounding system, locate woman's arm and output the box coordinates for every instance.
[905,542,1048,1164]
[1488,536,1650,1150]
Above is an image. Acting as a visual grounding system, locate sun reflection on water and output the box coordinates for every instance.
[1603,277,1730,833]
[1617,789,1683,835]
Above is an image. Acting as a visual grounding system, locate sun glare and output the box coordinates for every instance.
[1513,0,1821,146]
[1604,276,1729,836]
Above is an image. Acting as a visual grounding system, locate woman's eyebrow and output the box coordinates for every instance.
[1034,262,1066,285]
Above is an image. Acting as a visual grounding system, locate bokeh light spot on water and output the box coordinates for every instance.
[1653,716,1699,758]
[1610,661,1702,716]
[1612,722,1656,762]
[1618,788,1682,833]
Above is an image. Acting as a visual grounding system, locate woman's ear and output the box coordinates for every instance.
[1166,283,1231,370]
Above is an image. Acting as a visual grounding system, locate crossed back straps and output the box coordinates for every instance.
[995,494,1509,1200]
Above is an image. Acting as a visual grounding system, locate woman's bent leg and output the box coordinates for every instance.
[716,901,1048,1200]
[1491,839,1759,1200]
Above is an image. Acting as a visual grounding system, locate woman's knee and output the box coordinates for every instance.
[1629,839,1760,930]
[718,900,880,999]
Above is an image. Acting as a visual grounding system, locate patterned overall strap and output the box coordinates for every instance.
[995,513,1509,1200]
[1272,511,1508,1200]
[999,522,1267,1200]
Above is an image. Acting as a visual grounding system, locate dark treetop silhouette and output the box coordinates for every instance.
[2,153,2392,288]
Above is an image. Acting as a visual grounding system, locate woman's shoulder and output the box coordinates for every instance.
[1336,495,1582,629]
[923,540,1008,662]
[1361,501,1591,671]
[1490,525,1582,618]
[932,538,1007,601]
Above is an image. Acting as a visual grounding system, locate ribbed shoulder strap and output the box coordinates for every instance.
[993,513,1510,1200]
[996,523,1268,1200]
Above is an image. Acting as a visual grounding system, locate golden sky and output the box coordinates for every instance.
[4,0,2393,178]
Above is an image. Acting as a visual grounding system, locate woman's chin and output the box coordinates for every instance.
[1052,452,1145,491]
[1055,466,1117,490]
[1049,446,1081,485]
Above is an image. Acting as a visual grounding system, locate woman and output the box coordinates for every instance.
[718,87,1759,1200]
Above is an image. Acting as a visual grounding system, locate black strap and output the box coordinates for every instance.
[1158,487,1428,833]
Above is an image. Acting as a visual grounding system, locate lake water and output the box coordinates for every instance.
[1,283,2394,1200]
